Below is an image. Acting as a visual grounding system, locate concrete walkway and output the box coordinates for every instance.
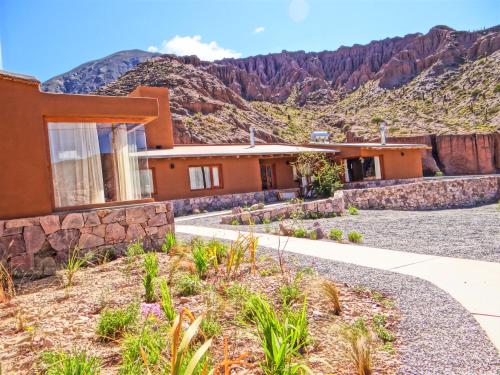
[176,224,500,351]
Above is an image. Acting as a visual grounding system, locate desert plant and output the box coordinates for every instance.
[120,322,166,374]
[160,278,176,322]
[329,228,343,242]
[434,171,444,177]
[42,350,101,375]
[348,231,363,243]
[293,227,307,238]
[245,232,259,274]
[225,235,247,279]
[126,240,145,257]
[64,247,89,287]
[347,334,372,375]
[372,314,394,342]
[192,241,209,278]
[262,217,271,224]
[322,280,341,315]
[176,274,201,296]
[206,239,227,269]
[162,232,176,253]
[309,231,317,240]
[348,206,359,215]
[96,303,138,340]
[143,253,159,303]
[279,282,301,307]
[230,219,239,226]
[200,315,222,338]
[0,262,15,303]
[246,295,309,374]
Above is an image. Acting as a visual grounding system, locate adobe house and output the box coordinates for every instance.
[0,69,428,220]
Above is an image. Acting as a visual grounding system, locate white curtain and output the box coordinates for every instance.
[48,122,105,207]
[112,124,142,201]
[211,166,220,187]
[189,167,204,189]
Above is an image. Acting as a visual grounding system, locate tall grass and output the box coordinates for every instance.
[143,253,159,303]
[160,278,176,322]
[42,350,101,375]
[192,241,209,278]
[0,262,14,303]
[64,247,89,287]
[96,303,138,340]
[322,280,341,315]
[162,232,177,253]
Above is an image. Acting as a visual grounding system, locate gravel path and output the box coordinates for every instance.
[177,232,500,374]
[183,204,500,262]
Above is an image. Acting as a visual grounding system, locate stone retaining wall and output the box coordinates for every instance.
[172,188,299,216]
[343,177,422,190]
[343,176,500,210]
[0,202,174,277]
[221,193,345,224]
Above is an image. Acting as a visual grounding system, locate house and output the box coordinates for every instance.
[0,70,428,220]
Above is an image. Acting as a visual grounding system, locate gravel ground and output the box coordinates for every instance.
[182,203,500,262]
[177,232,500,374]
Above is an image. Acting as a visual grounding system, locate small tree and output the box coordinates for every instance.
[292,152,343,198]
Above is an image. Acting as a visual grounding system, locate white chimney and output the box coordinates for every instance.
[380,121,387,145]
[250,127,255,147]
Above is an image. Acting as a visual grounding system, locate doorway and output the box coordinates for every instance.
[260,163,276,190]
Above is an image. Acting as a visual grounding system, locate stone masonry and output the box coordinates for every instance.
[172,188,299,216]
[0,202,174,277]
[343,176,500,210]
[221,193,345,225]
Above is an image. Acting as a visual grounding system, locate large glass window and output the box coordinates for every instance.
[48,122,152,208]
[188,165,222,190]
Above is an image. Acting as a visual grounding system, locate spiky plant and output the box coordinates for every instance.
[322,280,341,315]
[143,253,159,303]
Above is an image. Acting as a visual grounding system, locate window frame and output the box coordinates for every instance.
[188,164,224,191]
[44,118,154,212]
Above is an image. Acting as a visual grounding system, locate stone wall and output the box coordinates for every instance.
[221,193,345,224]
[0,202,174,277]
[343,176,500,210]
[172,188,299,216]
[343,177,423,190]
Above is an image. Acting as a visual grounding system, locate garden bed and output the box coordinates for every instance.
[0,235,400,374]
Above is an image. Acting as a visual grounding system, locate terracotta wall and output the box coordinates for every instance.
[0,74,161,219]
[150,156,299,201]
[375,149,424,180]
[260,157,299,190]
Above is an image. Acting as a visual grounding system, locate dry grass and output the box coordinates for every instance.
[347,334,372,375]
[0,262,15,303]
[322,280,342,315]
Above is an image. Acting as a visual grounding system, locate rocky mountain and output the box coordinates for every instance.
[43,25,500,174]
[41,50,159,94]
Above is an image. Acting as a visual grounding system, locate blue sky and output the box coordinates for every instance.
[1,0,498,81]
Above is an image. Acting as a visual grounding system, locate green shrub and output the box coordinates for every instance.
[262,217,271,225]
[279,282,301,306]
[245,294,309,374]
[329,228,343,242]
[293,227,307,238]
[494,84,500,94]
[372,314,394,343]
[290,209,305,220]
[309,231,318,240]
[126,240,145,257]
[348,206,359,215]
[143,253,159,303]
[231,218,240,226]
[159,278,175,322]
[161,232,176,253]
[96,303,138,340]
[200,315,222,338]
[42,350,101,375]
[192,241,209,278]
[176,274,201,296]
[120,323,165,375]
[348,231,363,243]
[225,282,252,302]
[434,171,444,177]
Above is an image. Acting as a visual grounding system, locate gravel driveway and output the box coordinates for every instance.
[183,203,500,262]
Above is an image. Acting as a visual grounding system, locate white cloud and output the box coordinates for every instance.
[254,26,265,34]
[148,35,241,61]
[289,0,309,22]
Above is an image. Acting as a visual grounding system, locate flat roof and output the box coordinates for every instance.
[0,70,40,86]
[323,143,430,150]
[133,144,339,159]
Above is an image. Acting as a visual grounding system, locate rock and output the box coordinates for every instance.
[192,208,201,214]
[5,217,38,229]
[36,256,57,276]
[105,223,126,243]
[23,226,46,253]
[10,253,33,271]
[92,224,107,238]
[240,212,252,224]
[145,226,159,236]
[83,211,101,227]
[0,220,4,237]
[126,224,146,242]
[148,213,167,227]
[47,229,80,252]
[39,215,60,234]
[0,234,26,257]
[232,207,243,214]
[101,209,125,224]
[79,233,105,249]
[155,204,167,213]
[258,202,265,209]
[126,207,147,224]
[61,213,84,229]
[312,226,325,240]
[250,204,259,211]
